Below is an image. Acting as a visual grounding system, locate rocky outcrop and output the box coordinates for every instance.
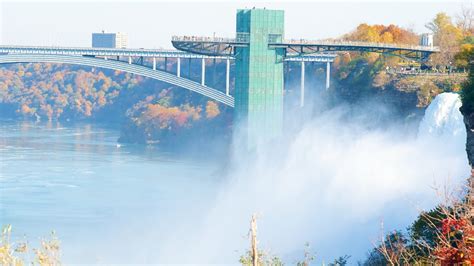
[461,58,474,167]
[464,112,474,166]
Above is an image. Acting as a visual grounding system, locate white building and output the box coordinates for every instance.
[420,33,434,48]
[115,32,128,49]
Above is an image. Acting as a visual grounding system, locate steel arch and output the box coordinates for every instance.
[0,54,234,107]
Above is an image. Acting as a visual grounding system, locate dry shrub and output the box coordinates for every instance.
[0,225,61,266]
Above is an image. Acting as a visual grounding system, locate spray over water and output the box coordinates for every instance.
[62,93,469,264]
[149,92,469,264]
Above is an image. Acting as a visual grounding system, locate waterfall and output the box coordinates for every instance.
[418,92,466,151]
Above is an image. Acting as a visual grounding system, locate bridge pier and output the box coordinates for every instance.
[128,56,132,64]
[177,58,181,77]
[226,58,230,96]
[326,61,330,89]
[300,61,305,107]
[153,57,156,70]
[188,58,191,78]
[164,57,168,72]
[201,58,206,86]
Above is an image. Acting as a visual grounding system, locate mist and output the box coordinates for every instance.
[118,93,467,264]
[58,91,469,264]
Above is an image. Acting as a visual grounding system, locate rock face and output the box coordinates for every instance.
[463,112,474,166]
[461,59,474,167]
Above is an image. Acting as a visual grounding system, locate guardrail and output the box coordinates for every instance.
[386,69,468,76]
[172,36,247,44]
[280,39,439,52]
[0,45,232,59]
[0,45,178,53]
[172,35,439,52]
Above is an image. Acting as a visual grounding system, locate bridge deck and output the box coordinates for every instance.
[0,45,336,62]
[0,45,231,59]
[271,39,438,53]
[171,36,439,61]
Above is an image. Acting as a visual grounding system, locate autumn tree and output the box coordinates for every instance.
[341,24,418,65]
[205,101,220,119]
[365,181,474,265]
[426,13,464,68]
[456,4,474,35]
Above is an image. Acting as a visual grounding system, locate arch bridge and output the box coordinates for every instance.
[0,46,235,107]
[0,45,335,108]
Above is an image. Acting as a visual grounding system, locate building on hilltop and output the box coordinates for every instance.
[92,31,128,48]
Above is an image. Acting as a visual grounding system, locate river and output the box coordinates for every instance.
[0,121,224,263]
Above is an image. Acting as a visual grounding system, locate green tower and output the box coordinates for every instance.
[234,9,285,147]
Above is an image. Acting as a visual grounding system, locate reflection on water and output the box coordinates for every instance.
[0,120,222,263]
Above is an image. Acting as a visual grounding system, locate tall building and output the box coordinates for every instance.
[234,9,285,147]
[115,32,128,49]
[92,31,128,48]
[420,33,434,47]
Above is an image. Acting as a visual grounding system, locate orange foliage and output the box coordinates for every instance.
[205,101,220,119]
[344,23,418,45]
[433,218,474,265]
[143,104,190,129]
[20,104,34,116]
[184,104,202,121]
[140,101,207,130]
[0,63,135,120]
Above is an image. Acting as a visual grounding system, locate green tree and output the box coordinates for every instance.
[408,206,446,258]
[328,255,350,266]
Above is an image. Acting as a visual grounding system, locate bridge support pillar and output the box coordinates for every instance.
[326,61,330,89]
[226,58,230,96]
[300,61,305,107]
[128,56,132,64]
[164,57,168,71]
[153,57,156,70]
[104,56,108,60]
[201,58,205,86]
[177,58,181,77]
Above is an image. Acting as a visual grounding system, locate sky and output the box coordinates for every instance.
[0,0,471,49]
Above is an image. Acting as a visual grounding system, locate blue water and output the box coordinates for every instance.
[0,121,223,263]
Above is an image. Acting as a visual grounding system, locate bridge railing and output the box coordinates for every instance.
[0,45,179,53]
[278,39,439,52]
[172,36,247,44]
[0,45,233,59]
[172,35,439,52]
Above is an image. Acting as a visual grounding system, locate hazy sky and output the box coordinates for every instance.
[0,0,471,49]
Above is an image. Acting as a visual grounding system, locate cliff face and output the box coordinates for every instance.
[461,58,474,167]
[464,112,474,166]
